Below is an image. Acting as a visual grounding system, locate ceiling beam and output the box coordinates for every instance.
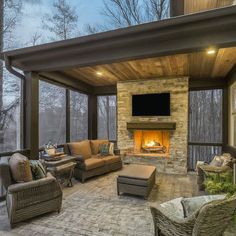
[3,6,236,72]
[189,77,227,90]
[39,71,93,94]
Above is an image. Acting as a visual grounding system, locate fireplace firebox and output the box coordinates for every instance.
[133,130,170,157]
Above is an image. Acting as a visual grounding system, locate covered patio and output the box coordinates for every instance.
[1,1,236,235]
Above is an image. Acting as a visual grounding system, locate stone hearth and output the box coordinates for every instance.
[117,77,189,174]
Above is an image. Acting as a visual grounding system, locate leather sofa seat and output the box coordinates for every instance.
[81,158,105,171]
[102,155,120,165]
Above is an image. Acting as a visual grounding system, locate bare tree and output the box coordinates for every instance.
[27,31,42,46]
[0,0,22,147]
[86,0,169,34]
[144,0,169,21]
[43,0,78,40]
[102,0,142,27]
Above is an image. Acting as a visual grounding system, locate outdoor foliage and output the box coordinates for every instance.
[204,172,236,196]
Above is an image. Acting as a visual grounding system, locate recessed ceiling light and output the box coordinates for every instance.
[96,72,103,76]
[206,48,216,55]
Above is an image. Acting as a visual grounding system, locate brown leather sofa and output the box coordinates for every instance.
[64,140,122,182]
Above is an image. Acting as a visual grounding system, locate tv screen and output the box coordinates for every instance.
[132,93,170,116]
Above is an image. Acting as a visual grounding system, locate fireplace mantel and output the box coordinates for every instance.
[127,122,176,130]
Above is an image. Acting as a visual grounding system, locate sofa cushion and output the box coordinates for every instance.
[67,140,91,160]
[90,140,109,155]
[102,155,121,165]
[9,153,33,183]
[81,158,105,171]
[30,160,47,180]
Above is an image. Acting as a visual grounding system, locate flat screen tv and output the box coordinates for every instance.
[132,93,170,116]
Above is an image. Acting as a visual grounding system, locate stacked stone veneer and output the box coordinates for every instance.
[117,77,189,174]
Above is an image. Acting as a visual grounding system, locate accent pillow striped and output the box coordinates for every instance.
[30,160,47,180]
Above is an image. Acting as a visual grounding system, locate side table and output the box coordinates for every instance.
[42,155,79,187]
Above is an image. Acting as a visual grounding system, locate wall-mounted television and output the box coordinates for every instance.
[132,93,170,116]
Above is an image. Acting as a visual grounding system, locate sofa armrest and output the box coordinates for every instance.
[74,155,85,162]
[7,172,57,193]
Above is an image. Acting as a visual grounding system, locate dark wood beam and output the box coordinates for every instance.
[223,64,236,156]
[88,94,97,139]
[24,72,39,160]
[4,6,236,72]
[39,71,93,94]
[222,86,229,150]
[170,0,184,17]
[189,78,227,90]
[93,85,117,95]
[226,64,236,86]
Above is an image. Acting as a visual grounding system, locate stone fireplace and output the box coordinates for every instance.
[117,77,189,174]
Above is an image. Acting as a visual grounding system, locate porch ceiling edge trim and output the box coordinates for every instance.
[2,5,236,72]
[127,122,176,130]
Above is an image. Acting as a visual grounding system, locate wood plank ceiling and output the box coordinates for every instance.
[184,0,235,14]
[61,47,236,86]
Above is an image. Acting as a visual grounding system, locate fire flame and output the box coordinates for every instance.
[146,141,156,147]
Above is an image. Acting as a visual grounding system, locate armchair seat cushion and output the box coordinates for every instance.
[80,158,105,171]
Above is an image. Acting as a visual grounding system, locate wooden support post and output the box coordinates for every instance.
[66,89,71,143]
[24,72,39,160]
[88,94,97,140]
[170,0,184,17]
[222,87,228,151]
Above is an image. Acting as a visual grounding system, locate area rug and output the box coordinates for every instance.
[0,172,154,236]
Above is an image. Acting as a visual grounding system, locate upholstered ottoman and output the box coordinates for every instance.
[117,164,156,199]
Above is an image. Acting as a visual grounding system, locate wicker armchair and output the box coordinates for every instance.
[150,194,236,236]
[0,156,63,226]
[196,154,234,191]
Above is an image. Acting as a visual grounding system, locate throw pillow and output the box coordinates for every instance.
[30,160,47,180]
[9,153,33,183]
[90,140,109,155]
[181,194,226,218]
[109,142,115,156]
[99,143,110,156]
[209,155,223,167]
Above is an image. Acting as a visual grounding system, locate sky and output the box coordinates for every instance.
[14,0,105,47]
